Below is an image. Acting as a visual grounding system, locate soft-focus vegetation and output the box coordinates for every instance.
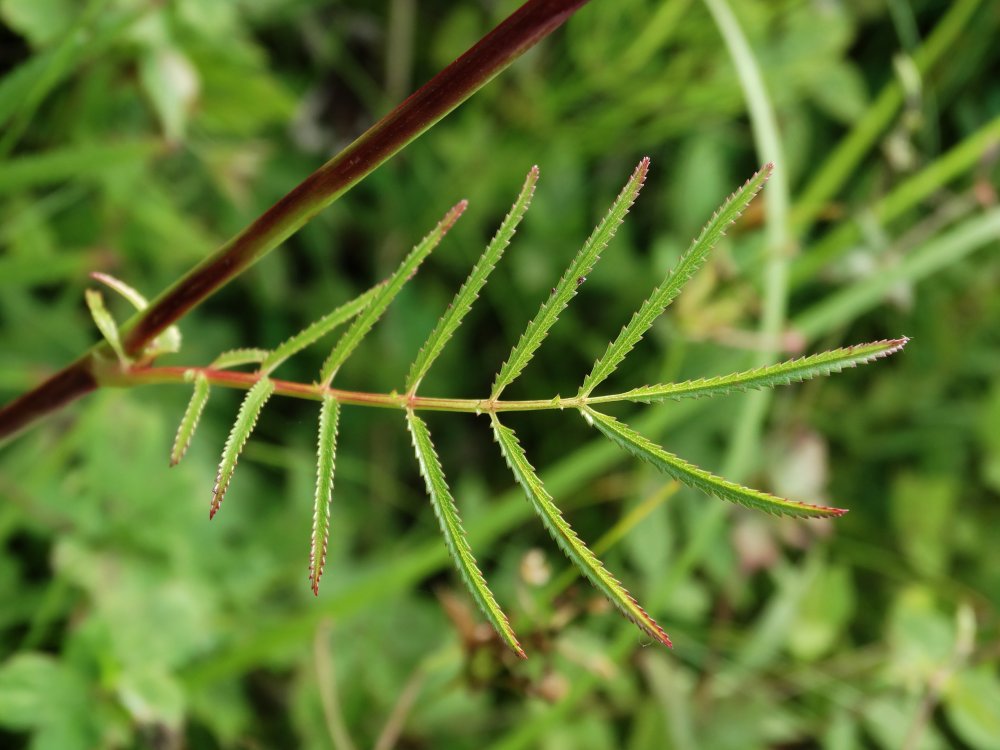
[1,1,999,748]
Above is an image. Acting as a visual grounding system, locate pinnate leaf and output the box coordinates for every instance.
[407,410,524,657]
[406,166,538,394]
[588,338,909,405]
[210,376,275,519]
[311,394,340,595]
[320,201,467,386]
[170,371,210,466]
[583,406,845,518]
[491,158,649,399]
[490,413,672,647]
[579,163,772,397]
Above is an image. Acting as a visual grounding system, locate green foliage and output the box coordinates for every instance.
[3,1,999,747]
[170,371,209,466]
[311,394,340,595]
[591,339,908,404]
[319,202,467,386]
[210,375,274,518]
[84,288,127,366]
[583,406,844,518]
[406,166,538,395]
[491,413,671,647]
[491,158,648,399]
[147,160,897,654]
[408,410,524,657]
[578,162,772,398]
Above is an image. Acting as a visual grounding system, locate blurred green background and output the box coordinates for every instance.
[1,0,999,748]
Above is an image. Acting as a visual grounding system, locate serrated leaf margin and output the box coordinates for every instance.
[406,409,525,657]
[491,157,650,399]
[490,413,672,647]
[311,394,340,594]
[582,406,845,518]
[578,163,773,397]
[210,376,275,519]
[170,371,210,466]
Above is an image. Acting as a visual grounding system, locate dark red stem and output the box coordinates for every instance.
[0,0,592,442]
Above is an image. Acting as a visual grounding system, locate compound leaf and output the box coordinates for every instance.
[583,406,845,518]
[210,376,275,519]
[491,158,649,399]
[407,410,524,657]
[490,413,672,647]
[170,371,210,466]
[406,166,538,394]
[319,201,467,386]
[588,338,909,405]
[579,163,772,397]
[311,394,340,595]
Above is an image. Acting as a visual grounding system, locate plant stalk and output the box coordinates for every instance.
[0,0,592,443]
[106,364,592,414]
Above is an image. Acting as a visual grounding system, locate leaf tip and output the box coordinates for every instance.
[443,199,469,230]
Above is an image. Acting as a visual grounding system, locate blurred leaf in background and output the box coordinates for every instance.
[2,0,999,748]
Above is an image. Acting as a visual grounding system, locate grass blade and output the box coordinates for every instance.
[491,158,649,399]
[211,349,271,369]
[210,376,275,519]
[319,201,467,386]
[578,163,772,397]
[170,371,210,466]
[262,284,383,375]
[406,166,539,394]
[85,289,127,366]
[406,410,524,657]
[311,394,340,595]
[582,406,845,518]
[490,413,671,647]
[588,338,909,405]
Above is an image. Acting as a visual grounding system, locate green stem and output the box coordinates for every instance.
[791,112,1000,284]
[702,0,790,480]
[108,364,581,414]
[790,0,983,235]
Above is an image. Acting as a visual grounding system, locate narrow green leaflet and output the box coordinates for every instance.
[211,348,270,369]
[491,158,649,399]
[262,284,383,375]
[85,289,127,366]
[582,406,845,518]
[170,371,210,466]
[587,339,909,405]
[91,271,149,310]
[405,166,539,394]
[490,413,672,647]
[210,376,276,519]
[91,272,181,355]
[311,394,340,595]
[319,201,467,387]
[406,410,525,657]
[578,163,772,397]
